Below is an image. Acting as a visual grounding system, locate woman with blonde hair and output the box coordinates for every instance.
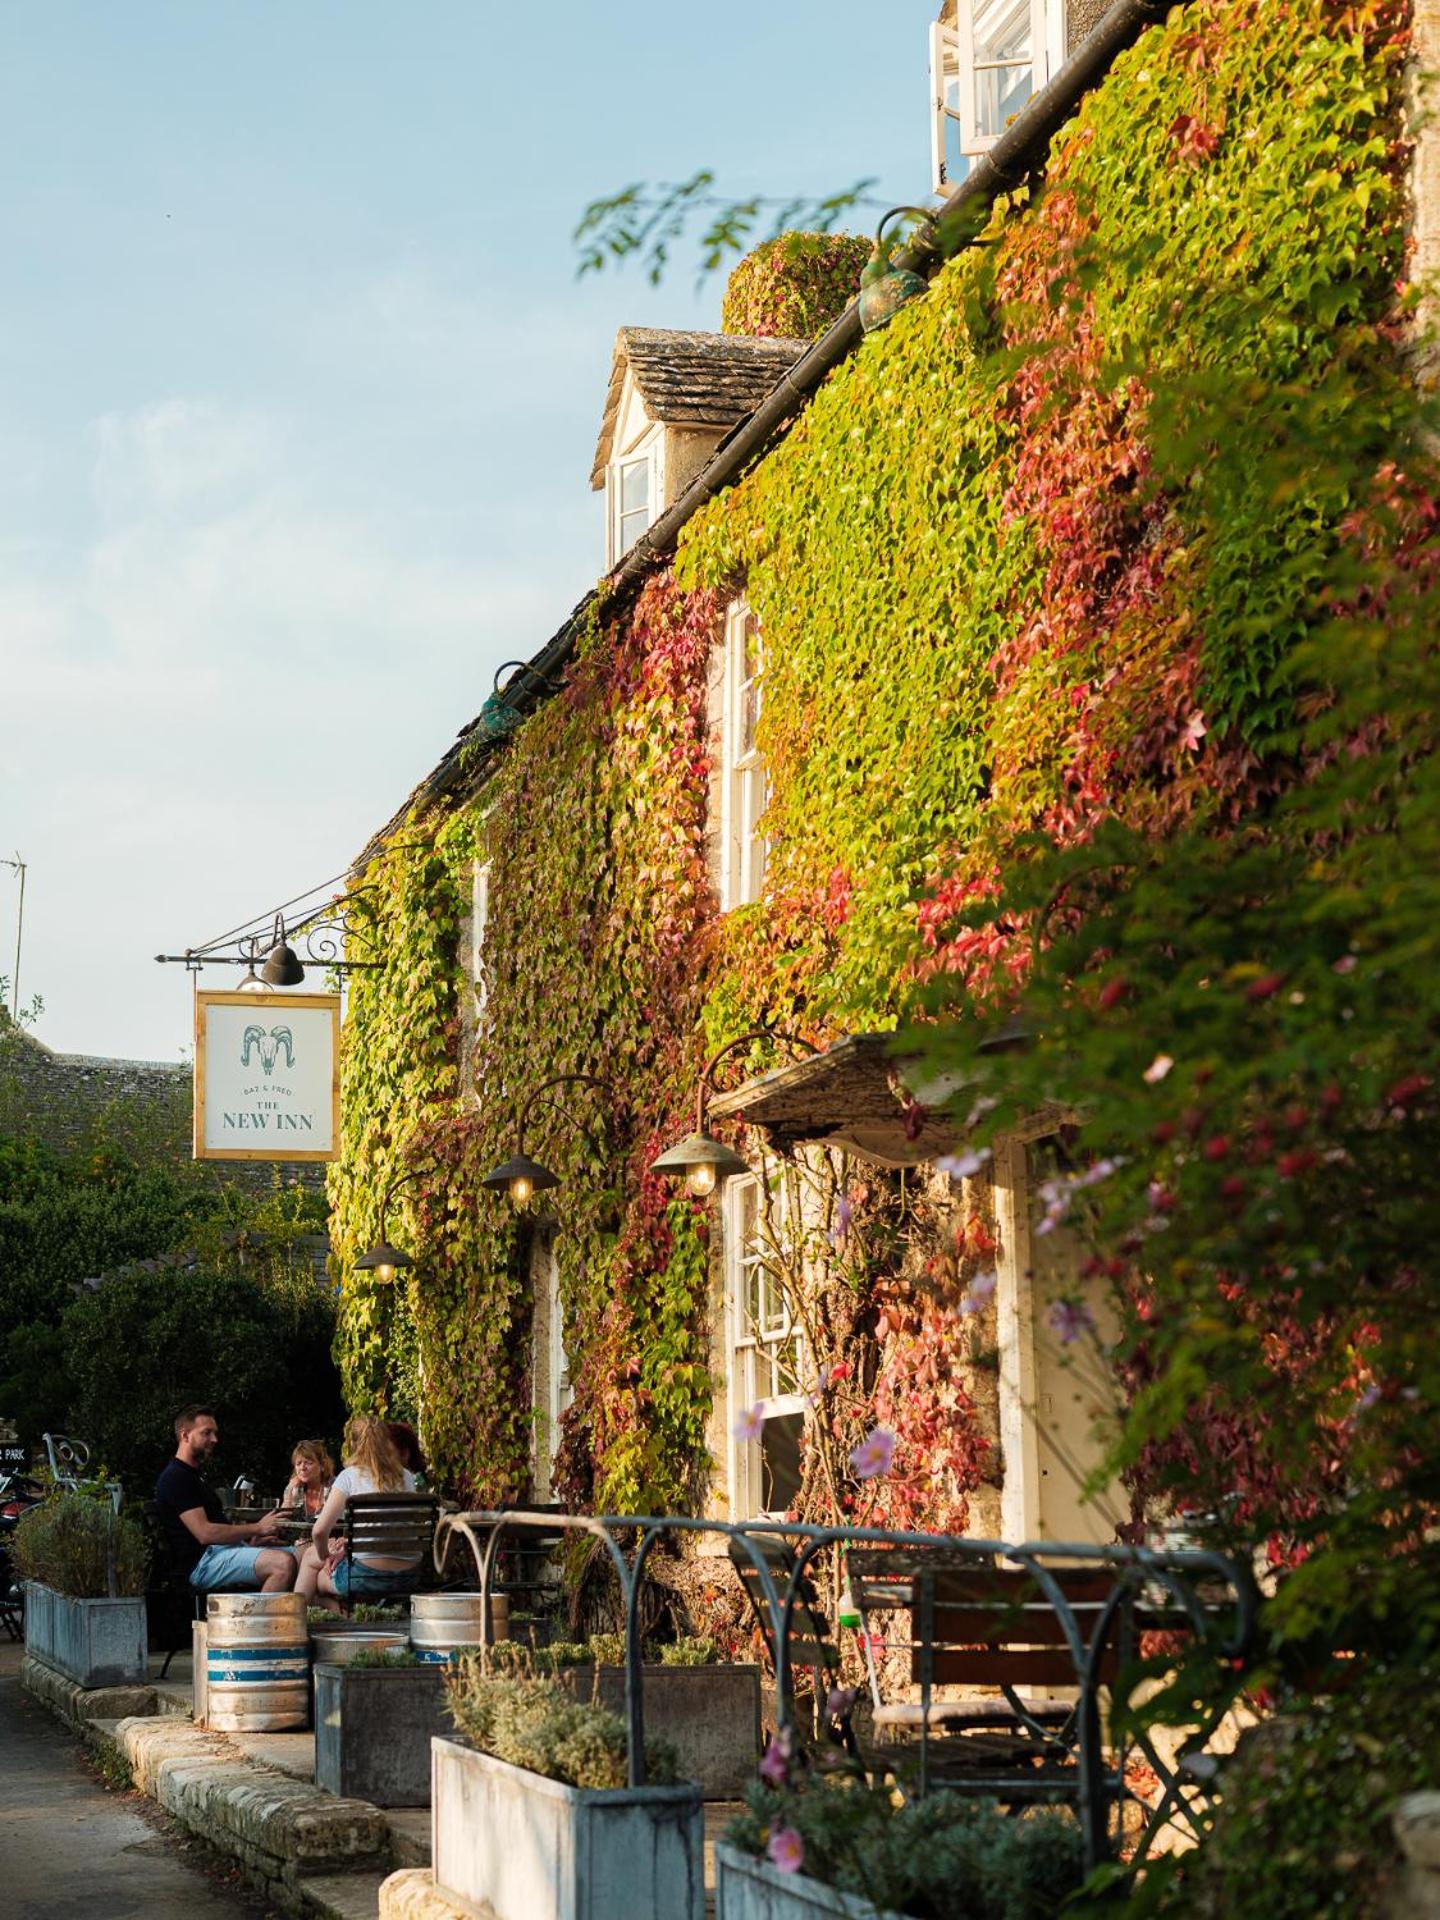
[282,1439,334,1518]
[295,1414,418,1610]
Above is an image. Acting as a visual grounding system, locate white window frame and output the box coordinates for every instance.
[724,1173,807,1522]
[719,600,767,912]
[532,1231,571,1500]
[930,0,1058,188]
[607,425,663,569]
[471,859,491,1022]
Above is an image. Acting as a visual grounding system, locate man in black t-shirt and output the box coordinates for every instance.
[155,1405,295,1592]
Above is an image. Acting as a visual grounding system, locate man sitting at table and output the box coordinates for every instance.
[155,1406,295,1593]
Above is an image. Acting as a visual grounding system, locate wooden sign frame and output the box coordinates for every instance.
[193,989,341,1163]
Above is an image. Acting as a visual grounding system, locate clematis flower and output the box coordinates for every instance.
[825,1685,856,1721]
[849,1427,896,1480]
[1143,1054,1174,1084]
[1333,954,1358,975]
[960,1269,998,1315]
[759,1727,792,1786]
[767,1827,805,1874]
[1180,710,1207,752]
[1047,1299,1097,1346]
[733,1403,766,1443]
[937,1146,992,1181]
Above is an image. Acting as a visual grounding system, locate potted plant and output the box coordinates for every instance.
[506,1632,761,1799]
[431,1651,705,1920]
[314,1648,451,1807]
[715,1765,1088,1920]
[13,1492,148,1688]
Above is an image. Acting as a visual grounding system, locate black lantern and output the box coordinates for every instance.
[481,1073,610,1208]
[651,1029,815,1199]
[260,913,305,987]
[354,1165,433,1282]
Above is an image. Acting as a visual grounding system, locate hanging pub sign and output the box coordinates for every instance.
[193,990,340,1162]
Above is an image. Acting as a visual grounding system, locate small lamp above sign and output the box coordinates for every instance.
[651,1029,815,1200]
[260,915,306,988]
[481,1073,610,1208]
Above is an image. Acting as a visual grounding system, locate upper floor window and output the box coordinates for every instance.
[471,859,491,1022]
[720,600,767,911]
[531,1230,571,1502]
[726,1174,806,1521]
[930,0,1059,191]
[607,429,662,568]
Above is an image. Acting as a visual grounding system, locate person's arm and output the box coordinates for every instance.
[309,1482,347,1561]
[177,1503,279,1550]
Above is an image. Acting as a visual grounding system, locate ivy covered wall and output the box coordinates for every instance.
[330,0,1412,1522]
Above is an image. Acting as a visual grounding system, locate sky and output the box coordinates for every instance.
[0,2,933,1061]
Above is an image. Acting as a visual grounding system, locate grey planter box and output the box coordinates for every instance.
[557,1662,761,1800]
[431,1735,705,1920]
[23,1581,148,1688]
[315,1663,450,1807]
[715,1843,906,1920]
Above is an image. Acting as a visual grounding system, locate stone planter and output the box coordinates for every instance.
[315,1662,450,1807]
[714,1843,907,1920]
[23,1580,148,1687]
[557,1662,761,1799]
[431,1735,705,1920]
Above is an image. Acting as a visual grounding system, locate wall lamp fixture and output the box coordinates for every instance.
[481,1073,611,1208]
[858,207,936,334]
[354,1163,436,1282]
[651,1029,816,1199]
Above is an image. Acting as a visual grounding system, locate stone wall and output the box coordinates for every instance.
[0,1025,325,1193]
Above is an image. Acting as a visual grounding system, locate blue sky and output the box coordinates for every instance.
[0,2,933,1060]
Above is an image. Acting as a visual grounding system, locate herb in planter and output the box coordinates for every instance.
[657,1635,718,1667]
[11,1493,145,1598]
[727,1778,1086,1920]
[444,1653,680,1790]
[346,1647,425,1670]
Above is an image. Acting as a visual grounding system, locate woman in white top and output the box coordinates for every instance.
[295,1414,418,1611]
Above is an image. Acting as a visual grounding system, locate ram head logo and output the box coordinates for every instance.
[240,1024,295,1077]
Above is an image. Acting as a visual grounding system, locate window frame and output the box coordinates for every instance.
[532,1230,570,1500]
[724,1172,807,1522]
[607,425,663,568]
[932,0,1057,184]
[471,858,491,1023]
[719,599,768,912]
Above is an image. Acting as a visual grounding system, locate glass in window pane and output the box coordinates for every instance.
[620,460,649,515]
[975,58,1032,139]
[761,1412,803,1514]
[972,0,1032,65]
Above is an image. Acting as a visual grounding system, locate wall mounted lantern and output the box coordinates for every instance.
[481,1073,610,1208]
[235,937,271,995]
[354,1164,435,1282]
[260,914,306,987]
[858,206,936,334]
[651,1029,816,1198]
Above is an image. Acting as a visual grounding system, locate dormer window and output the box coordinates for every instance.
[930,0,1068,192]
[592,328,809,569]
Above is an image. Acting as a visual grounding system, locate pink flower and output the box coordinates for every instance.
[758,1728,792,1787]
[825,1685,856,1721]
[767,1826,805,1874]
[1047,1299,1097,1346]
[849,1427,896,1480]
[937,1146,991,1180]
[1180,710,1207,752]
[1143,1054,1174,1085]
[1333,954,1357,975]
[733,1403,766,1443]
[959,1269,997,1315]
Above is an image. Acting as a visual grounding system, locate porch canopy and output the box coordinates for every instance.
[705,1032,965,1168]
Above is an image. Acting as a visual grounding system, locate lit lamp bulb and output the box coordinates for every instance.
[374,1261,396,1285]
[686,1162,717,1198]
[509,1174,533,1207]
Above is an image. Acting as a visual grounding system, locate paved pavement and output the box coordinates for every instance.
[0,1643,274,1919]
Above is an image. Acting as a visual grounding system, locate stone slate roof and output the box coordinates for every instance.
[590,327,809,488]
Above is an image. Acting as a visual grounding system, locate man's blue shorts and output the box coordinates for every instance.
[189,1544,294,1590]
[330,1557,416,1597]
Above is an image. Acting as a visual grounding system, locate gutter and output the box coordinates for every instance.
[359,0,1173,858]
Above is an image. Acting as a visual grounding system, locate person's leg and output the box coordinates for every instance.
[294,1543,325,1601]
[256,1548,296,1593]
[314,1560,344,1615]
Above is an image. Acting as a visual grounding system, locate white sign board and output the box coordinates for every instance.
[194,990,340,1162]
